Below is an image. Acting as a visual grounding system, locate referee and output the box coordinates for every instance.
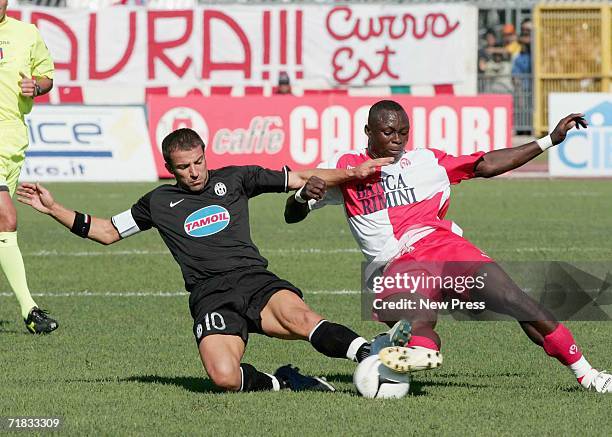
[0,0,58,333]
[17,129,396,392]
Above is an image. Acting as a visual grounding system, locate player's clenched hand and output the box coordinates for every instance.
[19,72,36,97]
[351,157,394,179]
[16,183,55,214]
[550,113,588,145]
[301,176,327,201]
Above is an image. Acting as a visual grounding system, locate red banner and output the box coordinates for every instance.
[148,95,512,178]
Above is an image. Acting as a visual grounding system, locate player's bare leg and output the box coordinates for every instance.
[0,190,57,333]
[258,289,377,391]
[471,262,612,393]
[198,334,245,391]
[261,290,370,364]
[263,290,438,374]
[198,334,312,392]
[260,290,323,339]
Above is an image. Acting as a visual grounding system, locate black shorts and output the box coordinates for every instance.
[189,267,303,345]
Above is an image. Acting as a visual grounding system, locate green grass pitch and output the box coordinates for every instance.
[1,179,611,435]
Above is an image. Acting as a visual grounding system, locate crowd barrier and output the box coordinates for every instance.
[534,3,611,134]
[478,73,532,134]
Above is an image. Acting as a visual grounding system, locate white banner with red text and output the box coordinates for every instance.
[12,4,477,99]
[148,95,512,177]
[22,105,157,182]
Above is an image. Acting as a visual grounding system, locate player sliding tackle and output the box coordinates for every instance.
[285,100,612,393]
[17,128,404,393]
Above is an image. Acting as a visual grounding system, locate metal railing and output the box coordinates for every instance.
[478,73,533,134]
[534,3,611,134]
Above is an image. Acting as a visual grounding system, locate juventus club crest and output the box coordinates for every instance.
[214,182,227,197]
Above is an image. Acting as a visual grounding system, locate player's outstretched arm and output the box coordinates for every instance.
[474,113,587,178]
[284,176,326,223]
[286,157,393,190]
[16,183,121,245]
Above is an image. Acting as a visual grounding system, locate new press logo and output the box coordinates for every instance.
[184,205,230,237]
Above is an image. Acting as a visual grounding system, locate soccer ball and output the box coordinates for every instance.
[353,355,411,399]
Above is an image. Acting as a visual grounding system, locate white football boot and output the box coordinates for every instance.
[378,346,443,373]
[580,369,612,393]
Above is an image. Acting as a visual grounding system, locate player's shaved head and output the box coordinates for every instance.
[366,100,410,161]
[162,128,206,166]
[368,100,407,125]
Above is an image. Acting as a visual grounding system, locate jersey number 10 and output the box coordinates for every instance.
[204,312,226,331]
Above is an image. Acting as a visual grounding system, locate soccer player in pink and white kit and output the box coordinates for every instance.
[285,100,612,393]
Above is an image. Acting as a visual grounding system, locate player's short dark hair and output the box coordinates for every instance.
[368,100,408,125]
[162,128,205,165]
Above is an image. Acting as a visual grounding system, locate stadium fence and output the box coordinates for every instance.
[534,2,612,134]
[478,73,533,134]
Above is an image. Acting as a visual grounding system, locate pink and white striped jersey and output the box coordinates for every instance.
[309,148,485,264]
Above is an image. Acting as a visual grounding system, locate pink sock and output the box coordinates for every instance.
[542,323,582,366]
[408,335,440,351]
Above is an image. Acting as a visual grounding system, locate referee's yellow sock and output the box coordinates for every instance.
[0,232,37,319]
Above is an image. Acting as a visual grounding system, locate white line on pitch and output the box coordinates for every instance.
[20,247,607,257]
[0,290,360,298]
[494,247,607,253]
[23,248,362,257]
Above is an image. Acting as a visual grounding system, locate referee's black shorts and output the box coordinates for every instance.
[189,267,303,345]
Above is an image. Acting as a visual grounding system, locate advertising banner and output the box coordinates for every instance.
[22,105,157,182]
[548,93,612,177]
[148,95,512,177]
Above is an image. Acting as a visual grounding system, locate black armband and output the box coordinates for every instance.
[71,212,91,238]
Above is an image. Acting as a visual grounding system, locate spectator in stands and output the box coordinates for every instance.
[512,31,533,134]
[276,72,292,95]
[512,32,532,77]
[484,52,513,93]
[520,18,532,36]
[478,28,512,93]
[502,24,521,60]
[478,29,499,74]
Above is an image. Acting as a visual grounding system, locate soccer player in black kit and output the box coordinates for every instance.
[17,128,396,393]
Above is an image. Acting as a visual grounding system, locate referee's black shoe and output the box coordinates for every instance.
[24,307,59,334]
[274,365,335,392]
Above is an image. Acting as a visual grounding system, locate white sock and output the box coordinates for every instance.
[569,356,592,381]
[346,337,368,361]
[264,373,281,391]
